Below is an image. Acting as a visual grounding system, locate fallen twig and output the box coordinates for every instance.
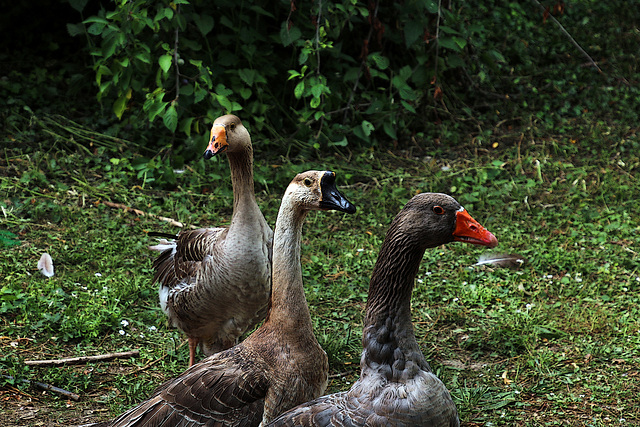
[24,350,140,367]
[2,375,80,401]
[102,201,195,229]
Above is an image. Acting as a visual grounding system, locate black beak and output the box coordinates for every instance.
[203,149,215,160]
[319,171,356,214]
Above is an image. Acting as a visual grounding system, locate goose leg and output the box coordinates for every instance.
[188,337,198,367]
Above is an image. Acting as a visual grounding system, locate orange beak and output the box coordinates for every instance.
[203,124,228,159]
[453,209,498,248]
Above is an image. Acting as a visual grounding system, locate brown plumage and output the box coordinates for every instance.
[150,115,273,366]
[100,170,356,427]
[268,193,498,427]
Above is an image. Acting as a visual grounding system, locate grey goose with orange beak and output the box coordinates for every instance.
[268,192,496,427]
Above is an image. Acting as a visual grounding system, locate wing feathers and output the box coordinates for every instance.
[150,228,227,289]
[108,348,268,426]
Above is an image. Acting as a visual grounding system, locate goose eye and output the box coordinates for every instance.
[303,178,313,186]
[229,123,236,131]
[433,206,445,215]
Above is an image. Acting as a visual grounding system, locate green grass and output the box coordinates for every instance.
[1,112,639,426]
[2,2,640,423]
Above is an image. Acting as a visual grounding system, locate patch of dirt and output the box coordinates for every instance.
[0,348,174,427]
[0,389,108,427]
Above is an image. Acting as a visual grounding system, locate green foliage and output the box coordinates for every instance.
[73,1,589,155]
[56,0,640,192]
[0,230,21,248]
[0,0,634,170]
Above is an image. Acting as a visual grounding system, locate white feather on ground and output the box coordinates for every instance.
[474,253,525,268]
[37,253,55,277]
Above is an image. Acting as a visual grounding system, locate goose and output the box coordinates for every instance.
[267,193,498,427]
[150,114,273,366]
[100,170,356,427]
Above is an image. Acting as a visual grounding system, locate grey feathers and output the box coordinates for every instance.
[474,253,526,268]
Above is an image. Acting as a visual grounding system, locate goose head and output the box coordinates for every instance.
[203,115,251,159]
[392,193,497,249]
[286,171,356,214]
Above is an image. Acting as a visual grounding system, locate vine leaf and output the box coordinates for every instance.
[163,105,178,133]
[159,55,172,74]
[194,14,214,36]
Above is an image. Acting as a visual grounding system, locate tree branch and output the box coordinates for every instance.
[343,0,379,123]
[314,0,325,138]
[530,0,603,74]
[174,4,181,102]
[433,0,443,85]
[315,0,322,78]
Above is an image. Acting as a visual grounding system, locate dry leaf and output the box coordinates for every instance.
[501,370,512,385]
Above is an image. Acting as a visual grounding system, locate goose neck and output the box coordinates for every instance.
[227,148,256,208]
[366,234,424,320]
[361,232,431,379]
[266,202,312,329]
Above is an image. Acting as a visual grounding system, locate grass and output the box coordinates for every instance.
[1,108,639,426]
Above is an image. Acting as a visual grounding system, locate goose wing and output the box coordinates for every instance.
[108,346,269,427]
[266,392,365,427]
[268,381,459,427]
[151,227,228,289]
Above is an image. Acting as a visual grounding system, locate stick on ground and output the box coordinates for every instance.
[24,350,140,366]
[102,201,196,228]
[2,375,80,401]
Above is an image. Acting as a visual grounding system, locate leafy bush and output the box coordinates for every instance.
[70,0,639,167]
[70,1,506,155]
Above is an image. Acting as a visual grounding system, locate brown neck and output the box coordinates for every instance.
[263,202,313,332]
[227,147,256,210]
[226,147,264,232]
